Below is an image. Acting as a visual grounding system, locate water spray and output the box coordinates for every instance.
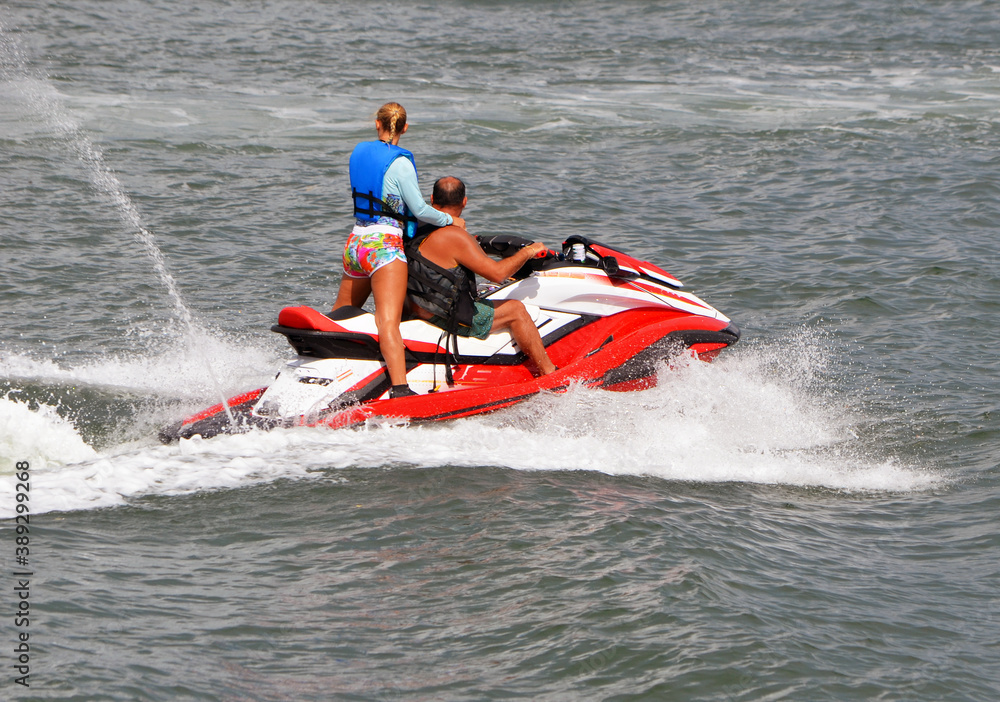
[0,19,237,428]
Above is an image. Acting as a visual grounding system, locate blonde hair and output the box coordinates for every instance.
[376,102,407,141]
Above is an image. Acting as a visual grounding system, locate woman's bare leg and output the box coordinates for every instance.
[333,275,372,311]
[369,260,409,386]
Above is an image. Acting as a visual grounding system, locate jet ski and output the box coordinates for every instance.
[159,235,739,442]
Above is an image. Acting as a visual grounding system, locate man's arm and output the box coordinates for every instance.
[451,231,546,284]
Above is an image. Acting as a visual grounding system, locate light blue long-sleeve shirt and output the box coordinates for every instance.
[382,157,452,232]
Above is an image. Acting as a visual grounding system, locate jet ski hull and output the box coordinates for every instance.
[160,236,740,442]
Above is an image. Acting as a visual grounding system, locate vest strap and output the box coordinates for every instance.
[405,228,481,385]
[352,188,420,226]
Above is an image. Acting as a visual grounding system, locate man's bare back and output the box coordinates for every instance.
[407,177,556,376]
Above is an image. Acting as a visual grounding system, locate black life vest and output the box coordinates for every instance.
[405,225,477,333]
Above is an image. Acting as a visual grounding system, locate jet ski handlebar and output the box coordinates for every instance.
[476,233,639,281]
[476,234,539,258]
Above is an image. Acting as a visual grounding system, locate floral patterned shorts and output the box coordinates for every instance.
[342,224,406,278]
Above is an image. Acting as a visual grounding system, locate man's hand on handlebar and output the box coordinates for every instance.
[525,242,549,258]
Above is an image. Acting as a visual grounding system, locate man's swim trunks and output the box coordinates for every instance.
[429,300,495,340]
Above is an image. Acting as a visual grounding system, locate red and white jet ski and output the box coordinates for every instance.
[159,235,739,442]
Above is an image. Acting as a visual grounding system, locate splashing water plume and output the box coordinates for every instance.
[0,19,235,424]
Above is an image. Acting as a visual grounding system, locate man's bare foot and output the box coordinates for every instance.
[538,361,558,376]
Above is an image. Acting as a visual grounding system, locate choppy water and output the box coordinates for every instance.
[1,1,998,699]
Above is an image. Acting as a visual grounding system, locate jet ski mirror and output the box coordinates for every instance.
[600,255,639,280]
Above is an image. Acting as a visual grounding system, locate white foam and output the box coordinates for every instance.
[1,331,281,399]
[419,345,934,493]
[524,117,577,132]
[0,397,97,475]
[0,333,937,519]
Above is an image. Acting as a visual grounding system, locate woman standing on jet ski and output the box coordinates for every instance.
[332,102,464,398]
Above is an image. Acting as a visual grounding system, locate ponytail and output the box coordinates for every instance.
[376,102,407,142]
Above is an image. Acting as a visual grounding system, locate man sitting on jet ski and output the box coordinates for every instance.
[405,177,558,376]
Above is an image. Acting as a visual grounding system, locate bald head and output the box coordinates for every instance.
[432,177,466,209]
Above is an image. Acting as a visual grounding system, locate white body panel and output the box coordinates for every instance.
[252,266,729,421]
[486,270,729,322]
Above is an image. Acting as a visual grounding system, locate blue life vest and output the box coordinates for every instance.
[349,141,419,235]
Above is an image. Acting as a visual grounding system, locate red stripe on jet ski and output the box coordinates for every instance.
[179,387,265,426]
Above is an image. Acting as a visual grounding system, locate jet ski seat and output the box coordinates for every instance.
[328,306,367,321]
